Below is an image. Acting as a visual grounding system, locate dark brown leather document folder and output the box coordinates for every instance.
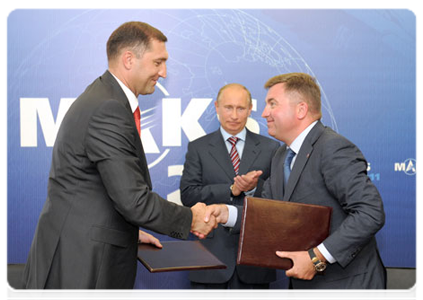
[237,197,332,270]
[138,240,227,273]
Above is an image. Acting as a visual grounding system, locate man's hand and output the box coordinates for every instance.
[232,170,263,196]
[190,204,229,239]
[190,203,217,239]
[204,204,229,225]
[138,230,162,248]
[276,250,316,280]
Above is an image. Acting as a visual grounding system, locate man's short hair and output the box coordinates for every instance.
[107,21,167,62]
[265,73,321,118]
[216,83,252,106]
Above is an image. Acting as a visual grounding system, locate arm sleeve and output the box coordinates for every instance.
[320,137,385,267]
[180,142,233,207]
[85,99,192,239]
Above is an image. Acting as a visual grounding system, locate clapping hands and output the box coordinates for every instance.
[231,170,263,196]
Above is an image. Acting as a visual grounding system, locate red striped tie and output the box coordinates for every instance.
[228,136,240,175]
[133,106,141,136]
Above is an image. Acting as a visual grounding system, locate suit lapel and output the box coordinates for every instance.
[208,130,237,181]
[104,70,153,189]
[284,122,325,201]
[238,130,261,175]
[101,70,132,111]
[274,146,287,200]
[134,137,153,188]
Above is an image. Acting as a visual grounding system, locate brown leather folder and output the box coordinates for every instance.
[138,240,227,273]
[237,197,332,270]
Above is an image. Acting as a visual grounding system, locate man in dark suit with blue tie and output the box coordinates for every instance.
[180,83,280,289]
[207,73,386,289]
[22,21,216,289]
[262,73,386,288]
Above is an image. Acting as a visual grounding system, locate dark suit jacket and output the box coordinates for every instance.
[180,129,280,284]
[259,121,386,289]
[22,71,192,289]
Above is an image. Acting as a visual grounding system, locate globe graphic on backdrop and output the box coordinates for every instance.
[142,9,337,170]
[8,9,338,206]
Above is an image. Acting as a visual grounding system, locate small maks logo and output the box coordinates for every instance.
[394,158,416,176]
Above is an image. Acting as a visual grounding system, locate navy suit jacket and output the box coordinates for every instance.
[180,129,280,284]
[261,121,386,289]
[22,71,192,289]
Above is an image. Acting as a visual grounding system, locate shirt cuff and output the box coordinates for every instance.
[318,243,336,264]
[222,205,238,228]
[244,187,257,196]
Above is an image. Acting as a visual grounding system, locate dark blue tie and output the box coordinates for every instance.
[284,148,296,185]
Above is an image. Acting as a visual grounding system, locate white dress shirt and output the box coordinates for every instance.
[110,72,139,114]
[220,127,247,159]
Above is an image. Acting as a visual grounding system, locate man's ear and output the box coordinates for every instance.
[122,50,134,70]
[297,102,309,120]
[215,100,220,113]
[214,101,220,120]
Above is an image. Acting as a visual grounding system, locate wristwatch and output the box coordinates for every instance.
[308,248,327,273]
[230,184,235,197]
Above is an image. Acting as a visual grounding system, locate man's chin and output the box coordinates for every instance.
[140,87,156,96]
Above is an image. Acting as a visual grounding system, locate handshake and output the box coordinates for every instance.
[190,203,229,239]
[189,170,263,238]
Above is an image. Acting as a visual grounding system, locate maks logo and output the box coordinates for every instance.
[394,158,416,176]
[19,83,260,205]
[19,82,260,167]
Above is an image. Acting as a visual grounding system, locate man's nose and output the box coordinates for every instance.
[261,105,269,118]
[159,63,167,78]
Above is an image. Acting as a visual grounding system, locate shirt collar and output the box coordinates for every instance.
[220,127,247,142]
[110,72,139,113]
[289,120,318,154]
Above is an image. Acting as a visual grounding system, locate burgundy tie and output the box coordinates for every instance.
[228,136,240,175]
[133,106,141,136]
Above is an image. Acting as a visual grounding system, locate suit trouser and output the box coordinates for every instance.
[286,279,295,300]
[191,271,269,300]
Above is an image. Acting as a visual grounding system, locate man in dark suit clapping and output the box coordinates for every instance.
[180,83,280,289]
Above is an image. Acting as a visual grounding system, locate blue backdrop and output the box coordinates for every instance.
[7,9,415,289]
